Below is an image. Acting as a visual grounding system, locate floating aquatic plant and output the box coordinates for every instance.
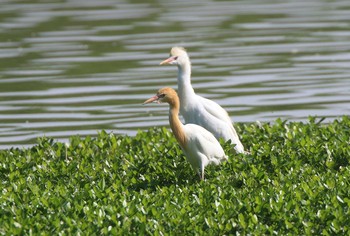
[0,117,349,235]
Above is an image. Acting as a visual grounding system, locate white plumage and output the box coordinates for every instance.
[144,87,227,180]
[160,47,245,154]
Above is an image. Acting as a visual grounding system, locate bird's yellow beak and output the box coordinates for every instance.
[143,95,159,105]
[159,56,177,65]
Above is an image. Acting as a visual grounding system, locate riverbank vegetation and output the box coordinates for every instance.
[1,117,349,235]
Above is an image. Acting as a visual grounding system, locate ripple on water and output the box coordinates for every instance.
[0,0,350,148]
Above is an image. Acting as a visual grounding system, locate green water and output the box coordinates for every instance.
[1,0,350,148]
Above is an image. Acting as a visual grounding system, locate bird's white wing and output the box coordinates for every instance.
[196,95,244,153]
[184,124,227,163]
[197,95,233,125]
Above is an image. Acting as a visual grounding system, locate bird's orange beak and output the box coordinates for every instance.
[143,95,159,105]
[159,56,177,65]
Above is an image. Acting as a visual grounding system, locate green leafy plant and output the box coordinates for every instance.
[0,117,349,235]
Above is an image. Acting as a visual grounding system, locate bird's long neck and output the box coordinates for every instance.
[177,60,195,103]
[168,97,187,149]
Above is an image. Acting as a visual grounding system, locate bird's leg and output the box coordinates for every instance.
[197,170,201,180]
[200,164,205,181]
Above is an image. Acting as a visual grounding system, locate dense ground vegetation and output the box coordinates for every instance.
[1,117,349,235]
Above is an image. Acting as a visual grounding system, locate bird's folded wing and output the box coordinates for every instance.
[198,96,233,125]
[184,124,226,160]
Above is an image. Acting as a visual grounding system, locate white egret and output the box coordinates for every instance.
[160,47,245,154]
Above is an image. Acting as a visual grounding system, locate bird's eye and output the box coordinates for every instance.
[158,93,166,98]
[174,56,178,60]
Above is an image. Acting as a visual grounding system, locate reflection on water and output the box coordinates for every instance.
[1,0,350,148]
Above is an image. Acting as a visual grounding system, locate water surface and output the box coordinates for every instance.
[1,0,350,148]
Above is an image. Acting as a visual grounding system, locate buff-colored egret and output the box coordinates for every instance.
[143,87,227,180]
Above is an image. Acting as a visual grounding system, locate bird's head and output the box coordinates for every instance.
[159,47,189,66]
[143,87,178,105]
